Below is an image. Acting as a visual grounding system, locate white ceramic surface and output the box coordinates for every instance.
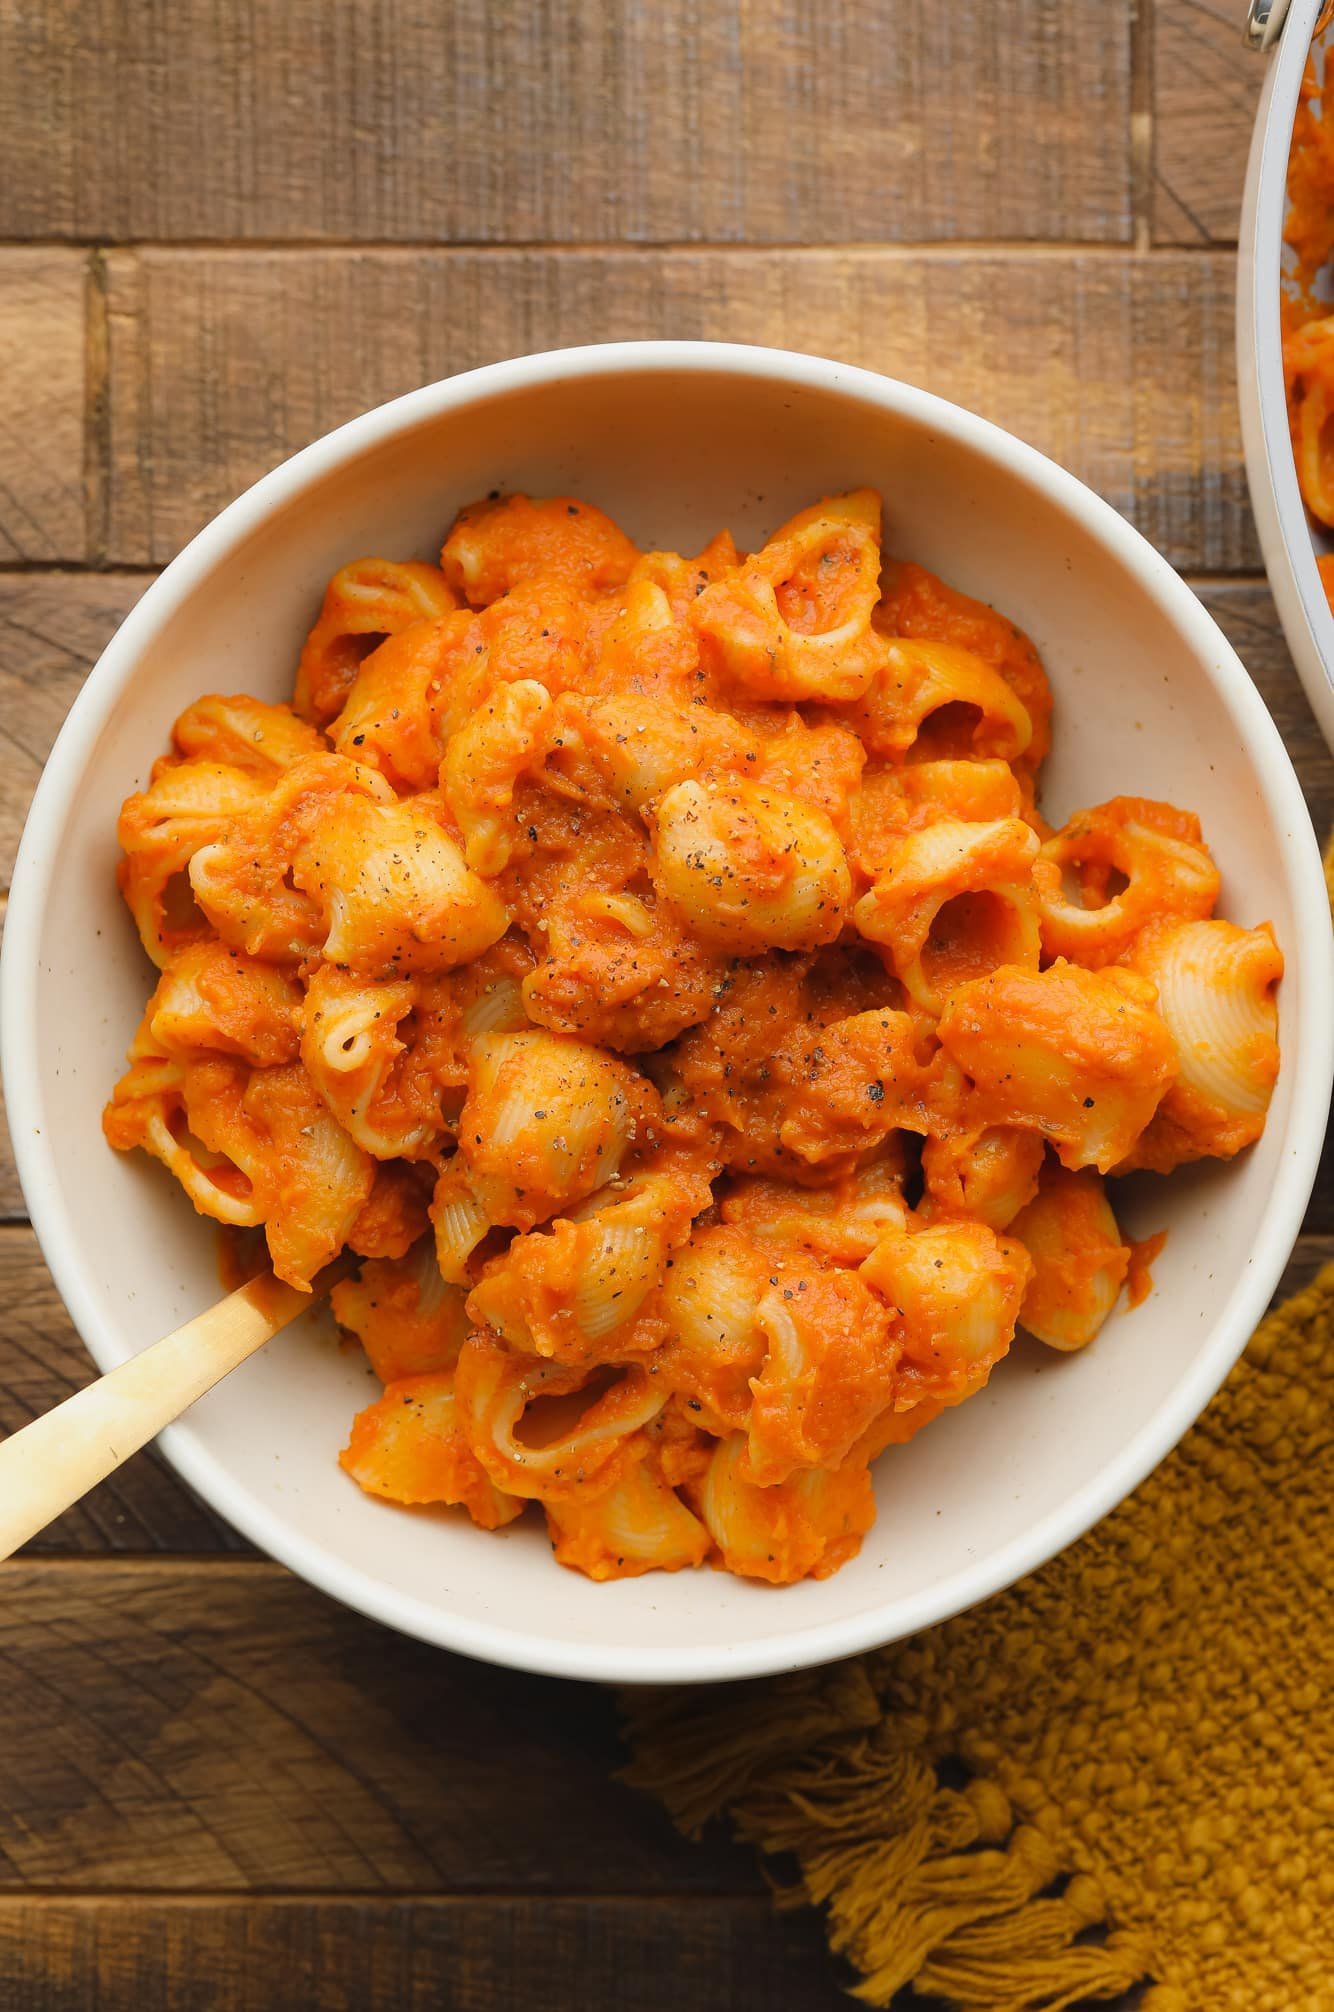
[4,342,1331,1684]
[1239,0,1334,749]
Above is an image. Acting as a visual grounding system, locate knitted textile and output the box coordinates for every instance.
[622,1262,1334,2010]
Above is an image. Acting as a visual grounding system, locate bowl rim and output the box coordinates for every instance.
[5,337,1331,1684]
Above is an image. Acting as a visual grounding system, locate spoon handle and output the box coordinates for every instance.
[0,1265,336,1561]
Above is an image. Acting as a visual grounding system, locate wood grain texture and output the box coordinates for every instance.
[0,1557,760,1894]
[1277,1233,1334,1296]
[0,576,152,1225]
[103,246,1252,570]
[1192,579,1334,841]
[0,1897,846,2011]
[1152,0,1262,247]
[0,0,1132,248]
[0,253,87,563]
[0,921,18,1222]
[0,573,150,885]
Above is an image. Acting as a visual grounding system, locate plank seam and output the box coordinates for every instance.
[0,1890,777,1906]
[1131,0,1156,253]
[84,251,110,566]
[0,237,1239,259]
[0,562,157,579]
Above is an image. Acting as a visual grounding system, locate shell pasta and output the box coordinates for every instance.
[103,488,1282,1584]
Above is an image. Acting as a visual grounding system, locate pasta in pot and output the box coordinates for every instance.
[1281,63,1334,606]
[103,486,1283,1584]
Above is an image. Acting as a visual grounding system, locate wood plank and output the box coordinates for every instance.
[0,252,87,563]
[0,908,18,1223]
[0,573,151,886]
[0,576,153,1224]
[1277,1233,1334,1298]
[0,0,1132,249]
[103,246,1250,571]
[1190,578,1334,841]
[0,1557,762,1894]
[0,1897,845,2011]
[1152,0,1263,247]
[0,1225,241,1549]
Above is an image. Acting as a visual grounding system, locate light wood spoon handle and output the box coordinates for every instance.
[0,1264,344,1561]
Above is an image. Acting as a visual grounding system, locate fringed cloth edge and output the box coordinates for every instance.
[621,1660,1153,2011]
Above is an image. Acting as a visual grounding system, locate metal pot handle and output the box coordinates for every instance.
[1244,0,1293,49]
[1246,0,1334,47]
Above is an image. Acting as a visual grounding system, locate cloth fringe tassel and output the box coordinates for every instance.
[621,1665,1156,2010]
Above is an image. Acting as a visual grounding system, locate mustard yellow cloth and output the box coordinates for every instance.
[622,1262,1334,2010]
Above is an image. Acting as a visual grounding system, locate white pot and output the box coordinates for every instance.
[1239,0,1334,745]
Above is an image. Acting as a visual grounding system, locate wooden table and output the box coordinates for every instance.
[0,5,1329,2005]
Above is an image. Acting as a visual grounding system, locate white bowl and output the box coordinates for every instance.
[4,342,1331,1684]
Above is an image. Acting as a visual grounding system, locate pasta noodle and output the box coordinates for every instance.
[1010,1162,1131,1353]
[103,486,1282,1583]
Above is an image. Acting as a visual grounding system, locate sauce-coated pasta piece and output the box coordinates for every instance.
[861,1218,1032,1407]
[148,941,301,1068]
[652,777,852,953]
[453,1333,666,1502]
[875,557,1053,772]
[920,1125,1045,1232]
[333,1238,473,1384]
[692,491,891,702]
[1117,920,1283,1174]
[329,619,458,790]
[835,640,1034,767]
[854,815,1040,1012]
[720,1150,910,1263]
[656,1225,772,1434]
[443,494,639,606]
[341,1372,524,1528]
[545,1454,710,1580]
[745,1263,903,1486]
[455,1029,656,1229]
[172,694,326,778]
[118,760,270,968]
[935,961,1178,1173]
[694,1434,876,1584]
[292,793,509,976]
[296,558,456,726]
[1033,798,1218,969]
[300,966,442,1159]
[1010,1161,1131,1351]
[466,1169,706,1364]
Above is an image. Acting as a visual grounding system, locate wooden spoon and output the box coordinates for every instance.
[0,1258,350,1561]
